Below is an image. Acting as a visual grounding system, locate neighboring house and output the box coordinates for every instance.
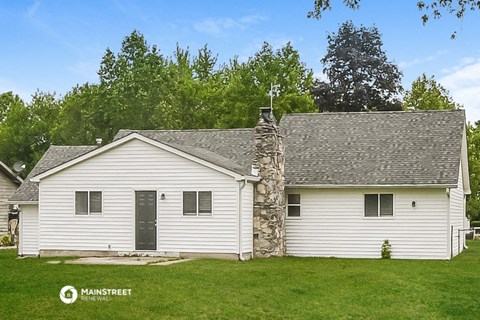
[10,109,470,260]
[0,161,22,235]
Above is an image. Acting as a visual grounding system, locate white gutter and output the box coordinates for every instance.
[238,178,248,261]
[286,184,457,189]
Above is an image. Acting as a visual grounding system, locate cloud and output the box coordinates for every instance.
[439,58,480,122]
[66,60,99,83]
[193,14,266,36]
[0,78,33,102]
[26,0,41,17]
[237,37,292,63]
[398,50,447,69]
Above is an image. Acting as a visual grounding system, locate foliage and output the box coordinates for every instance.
[313,21,403,112]
[471,221,480,228]
[0,30,315,175]
[2,241,480,318]
[308,0,480,38]
[403,74,461,110]
[215,42,316,128]
[467,122,480,221]
[381,239,392,259]
[1,234,11,247]
[0,91,61,176]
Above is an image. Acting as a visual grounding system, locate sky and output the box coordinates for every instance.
[1,0,480,122]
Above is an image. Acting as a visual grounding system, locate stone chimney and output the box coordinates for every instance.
[253,107,286,258]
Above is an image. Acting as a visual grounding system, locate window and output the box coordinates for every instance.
[287,194,301,218]
[364,194,393,217]
[75,191,102,215]
[183,191,212,216]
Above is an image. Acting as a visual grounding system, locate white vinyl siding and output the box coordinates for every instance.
[18,205,38,255]
[286,188,449,259]
[0,173,18,234]
[241,182,254,254]
[38,139,241,254]
[449,164,466,258]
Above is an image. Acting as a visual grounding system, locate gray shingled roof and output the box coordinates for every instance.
[0,160,22,185]
[9,146,97,202]
[115,129,255,175]
[10,110,465,202]
[280,110,465,186]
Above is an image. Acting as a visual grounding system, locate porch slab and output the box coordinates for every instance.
[64,256,176,265]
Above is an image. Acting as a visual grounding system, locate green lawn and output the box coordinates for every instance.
[1,242,480,320]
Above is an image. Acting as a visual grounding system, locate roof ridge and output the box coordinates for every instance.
[119,128,254,133]
[49,145,98,148]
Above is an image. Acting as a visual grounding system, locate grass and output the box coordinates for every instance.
[1,242,480,319]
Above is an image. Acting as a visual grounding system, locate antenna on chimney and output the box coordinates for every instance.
[269,83,280,110]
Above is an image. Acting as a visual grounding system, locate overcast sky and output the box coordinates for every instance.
[1,0,480,122]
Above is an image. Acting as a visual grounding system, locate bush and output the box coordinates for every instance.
[381,239,392,259]
[471,221,480,228]
[1,234,11,247]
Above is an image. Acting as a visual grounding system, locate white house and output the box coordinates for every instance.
[0,160,22,236]
[10,109,470,260]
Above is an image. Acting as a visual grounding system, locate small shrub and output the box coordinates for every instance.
[1,234,11,247]
[381,239,392,259]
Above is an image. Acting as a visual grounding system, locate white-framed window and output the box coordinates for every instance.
[287,194,301,218]
[183,191,212,216]
[75,191,102,215]
[364,194,393,217]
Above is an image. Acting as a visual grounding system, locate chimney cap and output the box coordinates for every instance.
[259,107,275,123]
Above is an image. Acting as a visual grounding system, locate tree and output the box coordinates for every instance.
[313,21,403,112]
[2,31,318,177]
[308,0,480,38]
[467,122,480,221]
[403,74,461,111]
[0,91,61,176]
[215,42,316,128]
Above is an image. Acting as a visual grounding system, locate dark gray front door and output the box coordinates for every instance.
[135,191,157,250]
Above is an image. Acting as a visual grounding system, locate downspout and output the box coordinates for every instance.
[446,188,452,260]
[238,178,247,261]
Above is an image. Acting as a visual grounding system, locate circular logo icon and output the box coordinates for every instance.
[59,285,78,304]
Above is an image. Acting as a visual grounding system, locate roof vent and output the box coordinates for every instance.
[95,138,103,146]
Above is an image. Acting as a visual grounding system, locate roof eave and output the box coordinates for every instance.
[285,184,457,189]
[7,200,38,205]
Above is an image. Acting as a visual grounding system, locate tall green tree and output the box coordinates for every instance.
[215,42,316,128]
[0,91,61,176]
[3,31,317,177]
[308,0,480,38]
[403,74,461,111]
[313,21,403,112]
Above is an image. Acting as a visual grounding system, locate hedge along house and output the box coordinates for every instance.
[10,109,470,260]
